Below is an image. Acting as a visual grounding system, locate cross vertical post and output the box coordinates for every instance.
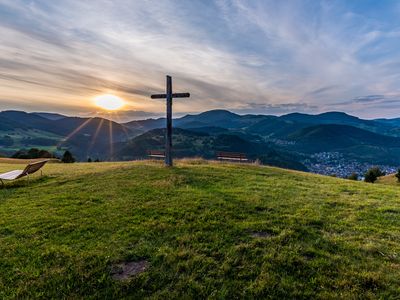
[150,76,190,167]
[165,75,173,166]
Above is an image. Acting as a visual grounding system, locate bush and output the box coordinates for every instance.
[87,158,92,162]
[395,169,400,182]
[364,167,385,183]
[62,151,76,163]
[347,173,358,180]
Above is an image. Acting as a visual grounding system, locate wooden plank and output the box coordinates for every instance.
[151,93,190,99]
[151,94,167,99]
[147,150,166,159]
[0,170,24,180]
[217,152,247,157]
[216,151,248,162]
[217,157,249,161]
[172,93,190,98]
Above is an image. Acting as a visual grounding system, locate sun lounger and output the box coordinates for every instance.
[0,160,49,187]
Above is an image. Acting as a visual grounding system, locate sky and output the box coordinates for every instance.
[1,0,400,120]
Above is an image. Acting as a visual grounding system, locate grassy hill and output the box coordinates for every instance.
[1,160,400,298]
[377,174,400,186]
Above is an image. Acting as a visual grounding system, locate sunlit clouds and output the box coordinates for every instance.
[1,1,400,119]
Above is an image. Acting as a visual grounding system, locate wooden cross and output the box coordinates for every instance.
[151,75,190,166]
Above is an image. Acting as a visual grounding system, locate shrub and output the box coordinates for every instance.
[62,151,75,163]
[347,173,358,180]
[364,167,385,183]
[395,169,400,182]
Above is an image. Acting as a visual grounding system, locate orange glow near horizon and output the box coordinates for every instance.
[94,94,125,111]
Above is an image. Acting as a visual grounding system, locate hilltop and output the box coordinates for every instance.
[0,160,400,298]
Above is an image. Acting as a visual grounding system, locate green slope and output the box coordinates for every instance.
[116,128,308,171]
[0,129,64,155]
[0,160,400,298]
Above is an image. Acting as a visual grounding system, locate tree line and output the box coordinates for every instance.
[11,148,100,164]
[347,167,400,183]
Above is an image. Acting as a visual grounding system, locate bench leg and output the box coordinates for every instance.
[0,179,4,188]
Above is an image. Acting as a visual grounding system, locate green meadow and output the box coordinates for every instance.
[0,160,400,298]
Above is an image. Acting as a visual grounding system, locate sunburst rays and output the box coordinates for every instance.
[57,118,93,148]
[57,110,131,161]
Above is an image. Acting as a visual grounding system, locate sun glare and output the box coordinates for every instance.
[95,94,125,110]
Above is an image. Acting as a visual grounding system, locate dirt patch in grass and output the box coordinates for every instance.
[111,260,149,281]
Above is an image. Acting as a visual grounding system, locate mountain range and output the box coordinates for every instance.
[1,109,400,174]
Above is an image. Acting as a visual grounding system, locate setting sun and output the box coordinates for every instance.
[95,94,125,110]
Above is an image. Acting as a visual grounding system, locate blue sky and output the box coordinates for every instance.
[1,0,400,120]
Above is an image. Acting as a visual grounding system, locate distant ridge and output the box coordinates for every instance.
[33,112,67,120]
[3,109,400,168]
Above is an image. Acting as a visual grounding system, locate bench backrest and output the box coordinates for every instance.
[21,160,48,177]
[147,150,165,157]
[216,151,247,159]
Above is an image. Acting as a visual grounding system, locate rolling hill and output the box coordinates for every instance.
[115,128,307,171]
[0,160,400,298]
[123,110,266,132]
[0,111,135,160]
[286,124,400,165]
[288,124,400,151]
[3,109,400,170]
[124,109,400,140]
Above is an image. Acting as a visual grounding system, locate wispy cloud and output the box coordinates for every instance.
[1,0,400,118]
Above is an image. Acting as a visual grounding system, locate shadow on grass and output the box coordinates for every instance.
[0,175,52,191]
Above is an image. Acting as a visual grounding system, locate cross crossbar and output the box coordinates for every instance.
[151,93,190,99]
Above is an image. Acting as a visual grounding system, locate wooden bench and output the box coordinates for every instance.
[147,150,165,159]
[0,160,49,187]
[216,151,248,162]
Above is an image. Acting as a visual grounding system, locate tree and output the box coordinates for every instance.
[94,158,100,162]
[364,167,385,183]
[395,169,400,182]
[87,157,92,163]
[62,150,75,163]
[347,173,358,180]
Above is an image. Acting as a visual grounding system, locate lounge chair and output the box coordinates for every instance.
[0,160,49,187]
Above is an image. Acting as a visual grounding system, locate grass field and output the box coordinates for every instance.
[1,159,400,298]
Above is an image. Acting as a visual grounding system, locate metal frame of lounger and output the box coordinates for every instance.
[0,160,49,188]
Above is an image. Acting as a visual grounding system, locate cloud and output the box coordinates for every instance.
[333,94,400,106]
[353,95,386,103]
[232,102,318,115]
[1,1,400,117]
[81,110,164,122]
